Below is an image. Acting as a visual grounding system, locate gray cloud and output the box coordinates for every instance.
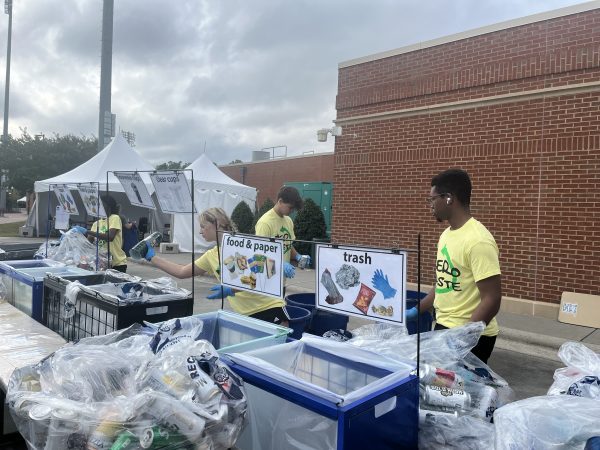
[0,0,586,166]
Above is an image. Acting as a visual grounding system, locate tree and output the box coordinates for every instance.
[155,161,189,170]
[2,129,97,196]
[229,159,243,164]
[293,198,327,255]
[252,198,274,232]
[231,201,254,234]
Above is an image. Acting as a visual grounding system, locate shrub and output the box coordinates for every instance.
[252,198,275,232]
[231,201,254,234]
[294,198,326,255]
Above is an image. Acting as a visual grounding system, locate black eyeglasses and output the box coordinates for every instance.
[426,193,448,204]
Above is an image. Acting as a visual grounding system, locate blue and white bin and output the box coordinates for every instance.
[225,335,418,449]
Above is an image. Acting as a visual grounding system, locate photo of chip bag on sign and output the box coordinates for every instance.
[220,233,284,299]
[316,245,408,324]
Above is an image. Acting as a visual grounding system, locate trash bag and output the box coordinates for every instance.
[35,231,109,270]
[494,395,600,449]
[7,326,247,450]
[348,322,513,449]
[548,342,600,399]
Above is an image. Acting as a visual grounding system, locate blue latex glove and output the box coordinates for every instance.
[207,285,235,299]
[283,262,296,278]
[406,306,418,322]
[144,241,155,261]
[71,226,87,235]
[295,253,311,268]
[371,269,397,299]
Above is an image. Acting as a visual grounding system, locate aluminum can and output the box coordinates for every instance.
[423,385,471,410]
[44,409,80,450]
[28,404,52,449]
[86,418,123,450]
[471,385,498,421]
[110,429,151,450]
[146,394,206,442]
[418,407,459,424]
[298,255,310,269]
[419,364,464,389]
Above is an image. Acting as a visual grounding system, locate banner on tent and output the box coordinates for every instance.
[115,172,155,209]
[219,232,284,299]
[77,185,106,217]
[53,185,79,215]
[316,244,408,325]
[150,171,196,214]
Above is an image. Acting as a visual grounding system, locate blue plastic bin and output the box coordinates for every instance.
[284,305,312,339]
[226,337,418,450]
[285,293,349,336]
[186,310,291,353]
[406,290,433,335]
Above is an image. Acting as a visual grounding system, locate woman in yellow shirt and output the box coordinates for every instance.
[145,207,288,326]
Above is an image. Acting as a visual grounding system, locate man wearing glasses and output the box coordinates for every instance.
[409,168,502,363]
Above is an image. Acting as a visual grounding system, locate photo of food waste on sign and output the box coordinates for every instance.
[316,246,408,324]
[220,233,284,299]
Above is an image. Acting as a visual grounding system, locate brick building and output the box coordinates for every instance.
[333,3,600,315]
[220,153,334,207]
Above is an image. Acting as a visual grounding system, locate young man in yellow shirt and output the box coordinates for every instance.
[409,169,502,363]
[255,186,311,281]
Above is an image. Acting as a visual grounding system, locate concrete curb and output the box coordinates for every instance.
[496,327,600,362]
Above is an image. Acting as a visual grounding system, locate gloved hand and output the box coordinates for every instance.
[283,262,296,278]
[295,253,311,268]
[371,269,397,299]
[71,226,87,235]
[207,284,235,299]
[406,306,419,322]
[144,241,155,261]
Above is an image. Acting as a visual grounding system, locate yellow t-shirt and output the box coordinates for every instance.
[254,208,295,262]
[91,214,127,267]
[195,247,285,316]
[433,218,501,337]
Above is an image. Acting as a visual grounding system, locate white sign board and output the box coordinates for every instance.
[115,172,155,209]
[77,185,106,217]
[149,171,196,214]
[53,185,79,215]
[219,232,284,299]
[55,205,70,230]
[316,245,408,325]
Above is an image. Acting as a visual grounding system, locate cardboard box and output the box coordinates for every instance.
[558,292,600,328]
[159,242,179,254]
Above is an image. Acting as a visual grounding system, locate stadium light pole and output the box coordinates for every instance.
[2,0,12,144]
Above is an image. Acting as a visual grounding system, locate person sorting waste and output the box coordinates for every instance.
[409,169,502,363]
[139,207,293,326]
[71,194,128,273]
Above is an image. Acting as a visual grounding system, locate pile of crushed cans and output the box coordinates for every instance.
[7,319,247,449]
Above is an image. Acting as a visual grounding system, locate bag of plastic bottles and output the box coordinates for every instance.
[548,342,600,399]
[35,231,109,270]
[7,325,247,450]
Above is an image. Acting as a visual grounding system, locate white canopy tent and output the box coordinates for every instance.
[172,154,257,252]
[29,135,164,237]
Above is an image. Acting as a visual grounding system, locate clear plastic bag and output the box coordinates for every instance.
[548,342,600,399]
[348,322,513,449]
[494,395,600,449]
[7,326,247,450]
[76,280,191,305]
[35,232,109,270]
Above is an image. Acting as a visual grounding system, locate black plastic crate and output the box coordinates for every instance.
[0,243,40,261]
[43,275,193,342]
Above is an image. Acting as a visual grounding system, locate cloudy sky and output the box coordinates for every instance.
[0,0,588,166]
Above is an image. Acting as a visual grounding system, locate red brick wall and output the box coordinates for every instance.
[334,9,600,304]
[220,154,334,207]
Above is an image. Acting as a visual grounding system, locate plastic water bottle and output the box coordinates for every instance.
[129,232,162,261]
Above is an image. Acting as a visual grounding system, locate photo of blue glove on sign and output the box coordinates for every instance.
[371,269,397,299]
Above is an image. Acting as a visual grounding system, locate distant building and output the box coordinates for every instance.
[220,153,334,206]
